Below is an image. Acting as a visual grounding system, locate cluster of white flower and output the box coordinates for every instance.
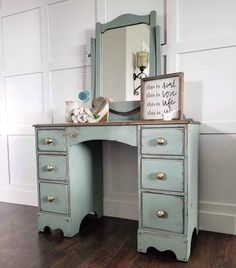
[71,107,95,123]
[65,99,109,124]
[65,101,95,123]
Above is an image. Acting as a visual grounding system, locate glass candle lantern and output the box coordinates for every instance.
[136,51,149,69]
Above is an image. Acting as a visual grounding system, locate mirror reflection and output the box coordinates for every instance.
[102,24,150,102]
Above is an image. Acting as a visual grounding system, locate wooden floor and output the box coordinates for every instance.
[0,203,236,268]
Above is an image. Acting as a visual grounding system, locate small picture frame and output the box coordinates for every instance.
[140,72,184,120]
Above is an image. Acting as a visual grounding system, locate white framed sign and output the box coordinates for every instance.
[141,72,184,120]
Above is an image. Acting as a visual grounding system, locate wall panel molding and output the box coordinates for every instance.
[0,135,9,183]
[0,1,41,17]
[177,0,236,43]
[2,8,42,70]
[176,34,236,54]
[95,0,107,22]
[104,198,138,220]
[164,0,236,235]
[0,0,97,204]
[0,187,37,206]
[200,122,236,134]
[199,201,236,215]
[163,34,236,57]
[199,201,236,234]
[165,0,178,72]
[48,0,95,65]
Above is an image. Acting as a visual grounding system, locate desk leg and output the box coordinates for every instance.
[89,141,103,218]
[69,141,103,229]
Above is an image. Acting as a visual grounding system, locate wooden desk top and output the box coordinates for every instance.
[33,119,200,128]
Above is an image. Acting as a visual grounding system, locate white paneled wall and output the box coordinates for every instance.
[179,47,236,123]
[177,0,236,41]
[5,73,44,125]
[2,8,42,70]
[51,67,91,122]
[48,0,95,65]
[0,0,236,235]
[199,135,236,204]
[165,0,236,234]
[0,0,96,205]
[8,135,37,186]
[0,135,8,183]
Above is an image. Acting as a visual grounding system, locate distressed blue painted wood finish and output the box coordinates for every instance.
[37,129,66,152]
[38,154,67,181]
[141,127,185,155]
[155,25,161,75]
[34,121,199,261]
[67,125,138,147]
[142,192,184,233]
[138,123,199,262]
[141,158,184,191]
[39,182,68,215]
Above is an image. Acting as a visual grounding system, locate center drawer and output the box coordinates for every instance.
[38,154,67,181]
[39,182,69,215]
[141,127,185,155]
[141,158,184,192]
[142,192,184,233]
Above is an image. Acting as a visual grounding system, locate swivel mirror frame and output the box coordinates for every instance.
[91,10,161,120]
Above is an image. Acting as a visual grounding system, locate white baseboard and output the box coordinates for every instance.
[199,211,236,235]
[199,201,236,235]
[0,187,37,206]
[104,198,138,220]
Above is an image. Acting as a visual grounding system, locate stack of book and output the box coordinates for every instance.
[91,97,109,123]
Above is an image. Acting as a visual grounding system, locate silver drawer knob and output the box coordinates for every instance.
[157,210,166,218]
[46,164,54,171]
[45,137,54,144]
[47,195,55,203]
[156,137,166,145]
[156,172,166,180]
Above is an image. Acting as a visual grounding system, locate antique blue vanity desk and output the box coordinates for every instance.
[34,11,199,262]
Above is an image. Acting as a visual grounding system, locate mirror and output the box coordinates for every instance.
[91,11,161,119]
[102,24,150,102]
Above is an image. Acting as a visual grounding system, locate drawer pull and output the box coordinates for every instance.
[46,164,54,172]
[156,137,166,145]
[45,138,54,144]
[47,195,56,203]
[157,210,166,218]
[156,172,166,180]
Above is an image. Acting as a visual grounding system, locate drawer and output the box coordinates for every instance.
[38,154,67,181]
[142,192,184,233]
[141,158,184,192]
[37,129,66,152]
[39,182,69,215]
[141,127,184,155]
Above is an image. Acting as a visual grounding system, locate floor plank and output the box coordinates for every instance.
[0,202,235,268]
